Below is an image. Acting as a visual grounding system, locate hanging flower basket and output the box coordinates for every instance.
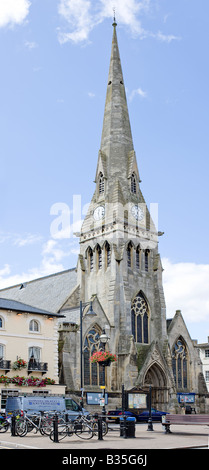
[12,358,27,370]
[90,351,117,366]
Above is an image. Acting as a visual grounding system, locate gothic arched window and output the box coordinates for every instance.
[127,241,133,268]
[131,173,137,193]
[87,247,94,272]
[172,338,188,390]
[104,241,111,268]
[99,173,104,194]
[136,245,141,270]
[145,249,149,272]
[96,244,102,270]
[131,292,149,344]
[83,326,104,386]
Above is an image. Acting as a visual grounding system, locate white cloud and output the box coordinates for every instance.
[155,30,181,43]
[0,238,79,289]
[24,41,38,50]
[14,234,43,247]
[58,0,93,44]
[57,0,180,44]
[0,0,31,28]
[88,91,95,98]
[162,258,209,324]
[129,87,147,101]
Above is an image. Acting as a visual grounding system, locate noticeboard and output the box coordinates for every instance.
[86,392,108,405]
[177,393,195,404]
[127,392,147,410]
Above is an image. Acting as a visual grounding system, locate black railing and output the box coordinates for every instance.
[28,361,48,375]
[0,360,11,372]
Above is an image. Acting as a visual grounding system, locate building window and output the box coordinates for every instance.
[205,349,209,358]
[131,292,149,344]
[205,371,209,382]
[0,344,4,360]
[99,173,104,194]
[131,173,137,193]
[83,327,104,386]
[136,245,141,270]
[0,317,2,328]
[28,347,41,368]
[96,245,102,270]
[145,249,149,272]
[104,241,111,268]
[127,242,133,268]
[29,320,40,332]
[172,338,188,390]
[87,247,94,272]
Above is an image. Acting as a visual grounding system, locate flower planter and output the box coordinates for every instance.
[98,359,111,367]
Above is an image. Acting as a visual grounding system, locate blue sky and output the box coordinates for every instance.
[0,0,209,343]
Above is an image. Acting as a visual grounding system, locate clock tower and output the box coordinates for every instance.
[76,20,171,402]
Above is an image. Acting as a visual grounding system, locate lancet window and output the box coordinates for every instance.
[131,292,149,344]
[172,338,188,390]
[131,173,137,193]
[83,326,104,386]
[99,173,104,194]
[104,241,111,268]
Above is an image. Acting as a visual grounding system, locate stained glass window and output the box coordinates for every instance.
[131,292,149,344]
[172,338,188,390]
[83,327,104,386]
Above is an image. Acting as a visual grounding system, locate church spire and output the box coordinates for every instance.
[100,21,134,185]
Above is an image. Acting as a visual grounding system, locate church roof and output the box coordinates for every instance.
[0,268,77,314]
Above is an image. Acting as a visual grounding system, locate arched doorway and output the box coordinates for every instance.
[144,363,168,408]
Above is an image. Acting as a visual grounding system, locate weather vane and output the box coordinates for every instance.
[112,7,117,26]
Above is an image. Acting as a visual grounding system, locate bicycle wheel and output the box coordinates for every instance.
[0,421,9,433]
[49,424,73,442]
[74,421,93,440]
[92,420,108,436]
[15,419,28,437]
[40,417,53,436]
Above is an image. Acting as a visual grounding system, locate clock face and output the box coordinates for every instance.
[93,206,105,221]
[131,204,144,221]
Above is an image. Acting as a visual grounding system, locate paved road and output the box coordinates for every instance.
[0,422,208,450]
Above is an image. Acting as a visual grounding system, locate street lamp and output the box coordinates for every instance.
[99,328,110,416]
[80,300,97,406]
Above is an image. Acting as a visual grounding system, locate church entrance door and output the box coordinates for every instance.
[144,363,168,409]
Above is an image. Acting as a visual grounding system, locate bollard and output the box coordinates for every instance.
[11,414,16,436]
[97,416,103,441]
[53,413,59,443]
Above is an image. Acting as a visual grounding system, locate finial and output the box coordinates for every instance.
[112,7,117,27]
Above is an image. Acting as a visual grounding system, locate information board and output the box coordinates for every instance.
[128,393,147,409]
[86,392,108,405]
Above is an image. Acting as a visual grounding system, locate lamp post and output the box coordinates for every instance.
[80,300,97,407]
[99,328,110,416]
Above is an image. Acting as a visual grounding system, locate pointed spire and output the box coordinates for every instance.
[100,21,134,186]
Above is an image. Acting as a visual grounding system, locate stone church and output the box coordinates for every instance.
[1,21,207,411]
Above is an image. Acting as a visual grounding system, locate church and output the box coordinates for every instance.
[1,21,207,412]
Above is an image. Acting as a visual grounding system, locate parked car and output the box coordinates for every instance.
[107,408,169,423]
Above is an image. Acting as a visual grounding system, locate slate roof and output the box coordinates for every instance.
[0,298,64,317]
[0,268,77,314]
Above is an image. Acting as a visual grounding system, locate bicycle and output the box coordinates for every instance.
[0,414,10,433]
[15,411,65,437]
[50,414,94,442]
[87,414,108,436]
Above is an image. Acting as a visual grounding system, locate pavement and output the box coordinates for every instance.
[0,422,208,450]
